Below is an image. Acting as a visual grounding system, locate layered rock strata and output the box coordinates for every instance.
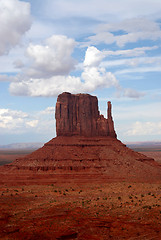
[3,136,161,182]
[55,92,117,138]
[1,92,161,183]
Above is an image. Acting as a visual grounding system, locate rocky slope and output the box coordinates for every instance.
[1,92,161,183]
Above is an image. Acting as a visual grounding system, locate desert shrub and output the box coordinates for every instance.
[142,205,151,209]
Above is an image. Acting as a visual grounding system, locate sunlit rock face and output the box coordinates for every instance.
[55,92,117,138]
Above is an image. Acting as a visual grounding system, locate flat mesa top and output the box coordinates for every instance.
[55,92,117,138]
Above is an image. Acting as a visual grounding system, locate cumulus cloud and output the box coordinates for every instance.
[26,35,76,78]
[9,44,121,97]
[82,68,120,92]
[0,0,32,55]
[84,46,104,67]
[9,43,144,99]
[0,106,55,134]
[0,108,29,133]
[9,75,82,97]
[88,18,161,47]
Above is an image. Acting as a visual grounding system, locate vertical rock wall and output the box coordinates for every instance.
[55,92,117,138]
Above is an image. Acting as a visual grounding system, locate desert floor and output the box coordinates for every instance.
[0,149,33,166]
[0,149,161,239]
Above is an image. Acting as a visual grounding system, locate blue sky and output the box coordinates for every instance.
[1,0,161,145]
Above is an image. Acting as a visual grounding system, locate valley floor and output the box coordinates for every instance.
[1,148,161,239]
[1,181,161,239]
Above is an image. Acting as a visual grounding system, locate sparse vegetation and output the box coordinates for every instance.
[0,181,161,239]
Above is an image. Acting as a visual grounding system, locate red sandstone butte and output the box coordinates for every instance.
[1,92,161,183]
[55,92,116,138]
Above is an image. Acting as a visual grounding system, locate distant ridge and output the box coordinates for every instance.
[126,141,161,150]
[126,141,161,146]
[0,142,44,150]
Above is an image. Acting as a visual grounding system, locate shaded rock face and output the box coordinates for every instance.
[55,92,117,138]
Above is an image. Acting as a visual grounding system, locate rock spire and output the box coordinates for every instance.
[55,92,117,138]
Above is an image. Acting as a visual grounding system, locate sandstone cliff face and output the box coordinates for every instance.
[55,92,117,138]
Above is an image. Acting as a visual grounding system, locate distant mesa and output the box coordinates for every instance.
[1,92,161,183]
[55,92,117,138]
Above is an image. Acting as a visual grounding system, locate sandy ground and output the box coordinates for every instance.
[0,150,33,166]
[1,181,161,239]
[1,149,161,239]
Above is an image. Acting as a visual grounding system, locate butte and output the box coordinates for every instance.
[1,92,161,183]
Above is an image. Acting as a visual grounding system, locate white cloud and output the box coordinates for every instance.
[26,35,76,78]
[9,67,119,97]
[9,75,83,97]
[45,0,161,22]
[123,88,145,99]
[0,75,18,82]
[40,107,55,115]
[0,109,28,119]
[114,101,161,122]
[0,108,28,132]
[0,106,55,134]
[116,66,161,75]
[26,120,38,128]
[9,44,144,99]
[83,46,104,67]
[13,59,25,69]
[87,32,115,46]
[103,46,158,57]
[127,121,161,136]
[0,0,32,55]
[9,44,120,97]
[88,18,161,47]
[113,102,161,141]
[82,67,120,91]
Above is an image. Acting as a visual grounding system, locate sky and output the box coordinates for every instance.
[0,0,161,145]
